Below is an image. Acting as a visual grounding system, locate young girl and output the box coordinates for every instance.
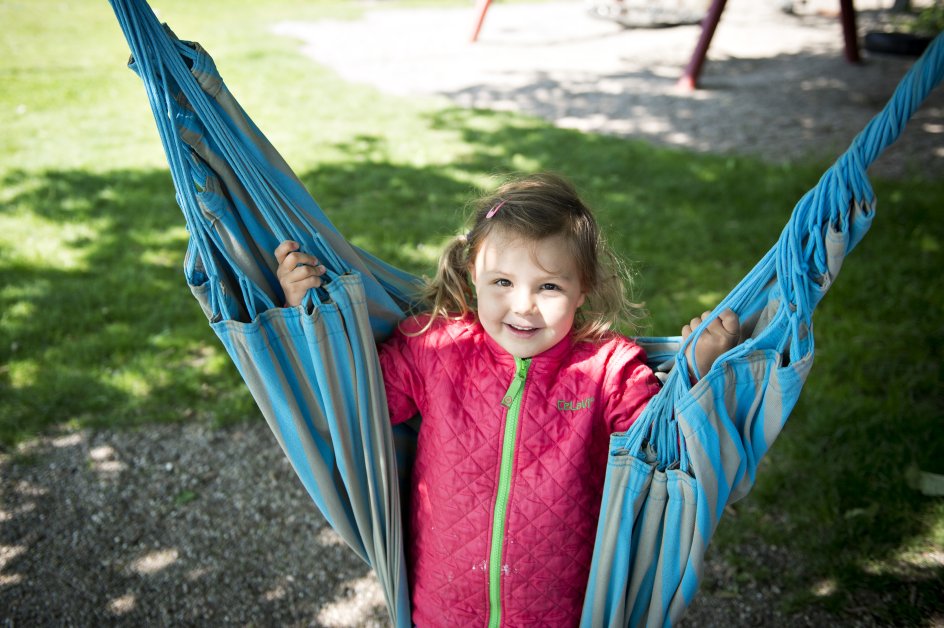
[275,173,739,627]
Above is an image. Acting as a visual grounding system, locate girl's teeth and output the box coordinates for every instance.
[510,324,535,331]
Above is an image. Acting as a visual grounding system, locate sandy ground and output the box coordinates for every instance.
[3,1,942,626]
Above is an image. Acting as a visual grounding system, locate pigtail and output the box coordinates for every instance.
[408,233,475,335]
[574,245,647,342]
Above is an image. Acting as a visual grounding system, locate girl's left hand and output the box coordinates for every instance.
[275,240,328,307]
[681,308,740,381]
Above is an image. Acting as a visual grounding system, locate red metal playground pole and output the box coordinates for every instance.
[470,0,493,43]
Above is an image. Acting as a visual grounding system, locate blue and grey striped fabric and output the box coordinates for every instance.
[110,1,421,625]
[109,0,943,624]
[582,33,944,627]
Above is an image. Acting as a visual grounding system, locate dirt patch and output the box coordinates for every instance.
[1,423,388,626]
[2,422,877,626]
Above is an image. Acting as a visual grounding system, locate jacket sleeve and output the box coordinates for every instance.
[377,326,426,426]
[602,341,662,434]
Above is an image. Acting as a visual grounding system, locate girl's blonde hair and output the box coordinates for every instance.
[416,172,644,342]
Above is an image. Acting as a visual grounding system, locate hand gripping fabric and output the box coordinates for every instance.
[581,33,944,628]
[108,1,423,625]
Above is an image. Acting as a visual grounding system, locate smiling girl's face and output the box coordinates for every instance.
[470,228,586,358]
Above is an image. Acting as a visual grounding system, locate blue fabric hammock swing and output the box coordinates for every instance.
[108,0,944,624]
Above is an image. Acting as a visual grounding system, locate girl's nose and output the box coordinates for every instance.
[511,289,537,315]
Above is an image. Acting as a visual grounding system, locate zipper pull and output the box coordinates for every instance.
[501,357,531,407]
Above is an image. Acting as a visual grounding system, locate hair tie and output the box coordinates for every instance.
[485,200,506,219]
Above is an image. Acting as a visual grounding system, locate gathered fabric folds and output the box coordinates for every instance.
[583,33,944,627]
[109,1,422,625]
[108,0,943,624]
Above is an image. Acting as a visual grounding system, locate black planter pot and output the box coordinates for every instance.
[864,31,934,56]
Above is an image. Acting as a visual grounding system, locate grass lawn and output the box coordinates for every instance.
[1,0,942,623]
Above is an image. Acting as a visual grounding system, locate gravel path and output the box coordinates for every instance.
[3,1,942,626]
[1,423,872,627]
[2,424,389,627]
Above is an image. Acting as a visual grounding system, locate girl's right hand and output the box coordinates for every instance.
[275,240,328,307]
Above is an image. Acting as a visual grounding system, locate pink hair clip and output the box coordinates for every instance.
[485,200,506,219]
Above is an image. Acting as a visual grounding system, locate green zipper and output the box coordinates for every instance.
[487,356,531,628]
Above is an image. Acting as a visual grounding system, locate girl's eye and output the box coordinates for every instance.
[541,283,561,292]
[495,278,512,287]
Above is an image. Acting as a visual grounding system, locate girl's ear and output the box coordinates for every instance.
[577,292,586,309]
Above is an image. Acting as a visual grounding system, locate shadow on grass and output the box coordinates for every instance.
[0,169,257,445]
[1,111,942,622]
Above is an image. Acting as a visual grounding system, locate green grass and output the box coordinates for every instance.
[1,0,942,622]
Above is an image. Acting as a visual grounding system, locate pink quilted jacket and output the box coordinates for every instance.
[379,314,660,627]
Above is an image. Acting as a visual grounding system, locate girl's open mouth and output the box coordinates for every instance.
[505,323,539,337]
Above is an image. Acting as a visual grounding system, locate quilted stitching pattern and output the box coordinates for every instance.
[379,316,657,627]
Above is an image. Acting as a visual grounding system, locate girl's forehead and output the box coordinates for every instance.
[475,230,576,275]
